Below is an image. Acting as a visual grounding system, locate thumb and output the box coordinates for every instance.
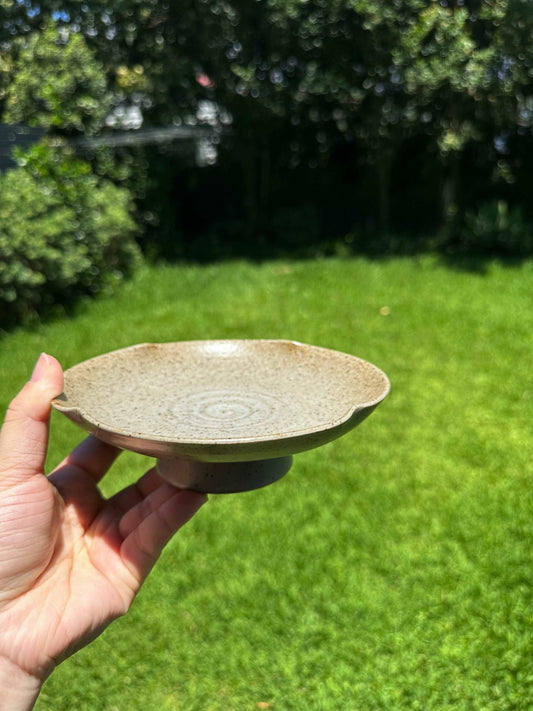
[0,353,64,489]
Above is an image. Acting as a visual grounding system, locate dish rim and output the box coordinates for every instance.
[52,339,391,448]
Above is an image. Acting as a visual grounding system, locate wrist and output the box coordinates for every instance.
[0,657,42,711]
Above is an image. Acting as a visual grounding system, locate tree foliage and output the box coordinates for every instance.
[3,22,111,135]
[0,0,532,254]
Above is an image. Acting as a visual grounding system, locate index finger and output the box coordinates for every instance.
[50,434,121,485]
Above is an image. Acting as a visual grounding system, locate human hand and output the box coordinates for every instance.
[0,354,207,711]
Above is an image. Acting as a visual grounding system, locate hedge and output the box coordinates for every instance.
[0,144,140,327]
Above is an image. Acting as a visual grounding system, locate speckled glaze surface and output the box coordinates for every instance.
[52,340,390,466]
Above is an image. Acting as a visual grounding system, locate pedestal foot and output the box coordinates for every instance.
[156,456,293,494]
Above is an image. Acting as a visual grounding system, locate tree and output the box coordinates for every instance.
[3,22,112,135]
[2,0,531,249]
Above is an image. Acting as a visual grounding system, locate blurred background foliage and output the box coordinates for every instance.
[0,140,140,325]
[0,0,532,323]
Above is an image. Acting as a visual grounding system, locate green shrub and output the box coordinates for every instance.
[0,144,140,327]
[459,200,533,256]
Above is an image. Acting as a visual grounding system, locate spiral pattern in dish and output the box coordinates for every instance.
[172,389,282,432]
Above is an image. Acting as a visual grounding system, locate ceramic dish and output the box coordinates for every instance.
[52,340,390,492]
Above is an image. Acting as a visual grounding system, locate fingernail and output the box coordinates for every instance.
[31,353,50,382]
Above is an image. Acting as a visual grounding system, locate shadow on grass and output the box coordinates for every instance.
[1,231,531,338]
[0,292,96,340]
[158,227,533,274]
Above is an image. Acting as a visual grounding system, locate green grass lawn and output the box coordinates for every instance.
[1,256,532,710]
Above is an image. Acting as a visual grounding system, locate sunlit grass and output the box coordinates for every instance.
[1,256,532,710]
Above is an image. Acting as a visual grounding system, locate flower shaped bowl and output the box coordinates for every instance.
[52,340,390,493]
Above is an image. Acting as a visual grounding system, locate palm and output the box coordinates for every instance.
[0,439,205,682]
